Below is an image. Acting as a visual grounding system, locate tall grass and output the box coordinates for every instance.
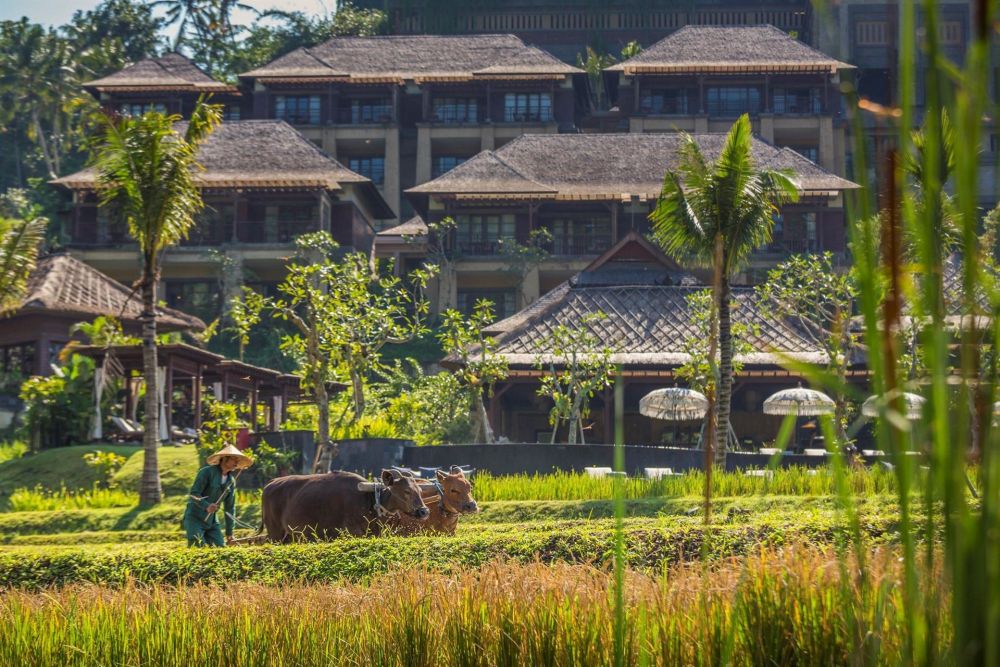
[7,484,136,512]
[0,548,942,666]
[471,467,899,501]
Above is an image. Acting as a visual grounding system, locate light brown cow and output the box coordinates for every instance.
[389,467,478,535]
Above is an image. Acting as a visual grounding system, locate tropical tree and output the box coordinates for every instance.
[650,114,799,465]
[93,100,221,504]
[235,232,435,472]
[439,300,509,444]
[534,313,615,445]
[0,196,47,315]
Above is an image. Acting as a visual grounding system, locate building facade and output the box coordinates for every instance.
[401,132,856,318]
[53,120,392,322]
[239,34,582,224]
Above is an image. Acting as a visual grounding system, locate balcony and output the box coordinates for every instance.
[70,220,320,248]
[752,238,846,264]
[428,107,485,124]
[501,110,553,123]
[549,234,612,256]
[335,106,394,125]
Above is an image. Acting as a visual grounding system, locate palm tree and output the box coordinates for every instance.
[650,114,799,466]
[0,210,47,315]
[94,100,221,504]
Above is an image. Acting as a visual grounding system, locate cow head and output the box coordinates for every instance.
[435,466,478,515]
[381,469,430,520]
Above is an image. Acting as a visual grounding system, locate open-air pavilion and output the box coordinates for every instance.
[73,343,338,441]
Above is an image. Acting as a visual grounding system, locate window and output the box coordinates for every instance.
[938,21,962,45]
[432,97,479,123]
[348,157,385,185]
[277,204,318,242]
[639,89,689,114]
[0,343,35,377]
[223,105,241,121]
[706,87,762,116]
[275,95,321,124]
[339,99,393,124]
[773,88,821,114]
[457,289,516,319]
[787,146,819,162]
[857,68,892,106]
[454,213,516,255]
[547,217,612,255]
[165,281,221,323]
[856,20,889,46]
[432,155,466,178]
[185,203,233,245]
[503,93,552,122]
[119,102,166,116]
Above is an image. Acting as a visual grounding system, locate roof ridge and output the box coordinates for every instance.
[488,149,552,191]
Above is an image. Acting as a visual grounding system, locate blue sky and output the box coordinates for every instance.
[0,1,335,27]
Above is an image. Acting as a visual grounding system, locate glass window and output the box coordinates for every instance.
[348,157,386,185]
[165,281,221,323]
[432,155,467,178]
[706,87,762,116]
[275,95,321,124]
[454,213,516,255]
[787,146,819,162]
[457,289,516,320]
[639,89,689,114]
[773,88,821,114]
[856,20,890,46]
[431,97,479,123]
[0,343,35,377]
[503,93,553,122]
[338,98,393,124]
[119,102,166,116]
[547,217,612,255]
[223,105,241,121]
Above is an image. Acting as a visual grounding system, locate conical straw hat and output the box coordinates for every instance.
[206,444,254,469]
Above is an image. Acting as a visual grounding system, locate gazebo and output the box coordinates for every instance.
[73,343,338,441]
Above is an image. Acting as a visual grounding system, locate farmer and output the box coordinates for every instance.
[183,444,252,547]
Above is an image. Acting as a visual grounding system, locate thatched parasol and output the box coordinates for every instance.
[861,391,926,420]
[763,386,836,416]
[639,387,709,421]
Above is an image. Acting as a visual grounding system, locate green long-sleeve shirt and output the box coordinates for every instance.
[184,464,237,537]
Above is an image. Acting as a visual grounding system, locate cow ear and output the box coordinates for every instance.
[380,469,395,486]
[435,469,448,482]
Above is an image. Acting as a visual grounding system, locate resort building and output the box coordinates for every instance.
[52,120,393,324]
[357,0,816,63]
[398,132,856,318]
[607,25,852,175]
[239,34,583,223]
[461,232,854,445]
[83,52,245,121]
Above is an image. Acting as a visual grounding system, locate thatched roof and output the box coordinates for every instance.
[19,254,205,332]
[242,34,581,83]
[607,25,853,74]
[51,121,394,218]
[84,52,238,93]
[377,216,428,238]
[471,234,825,369]
[408,133,857,203]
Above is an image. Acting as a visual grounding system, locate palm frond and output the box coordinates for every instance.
[0,215,47,315]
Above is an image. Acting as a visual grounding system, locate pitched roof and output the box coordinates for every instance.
[241,34,581,82]
[471,232,825,369]
[51,121,394,218]
[376,215,428,237]
[19,254,205,332]
[408,133,857,202]
[84,52,237,92]
[607,25,853,74]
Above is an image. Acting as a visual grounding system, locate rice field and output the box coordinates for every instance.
[0,547,941,666]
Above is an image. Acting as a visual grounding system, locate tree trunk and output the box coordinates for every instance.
[313,379,335,473]
[567,391,586,445]
[715,272,733,468]
[474,391,495,444]
[139,273,162,505]
[350,370,365,422]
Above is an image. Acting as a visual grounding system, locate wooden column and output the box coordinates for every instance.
[250,379,259,431]
[165,356,174,438]
[193,365,203,430]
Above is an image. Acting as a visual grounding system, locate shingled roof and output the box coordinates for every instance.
[607,25,853,74]
[408,133,857,203]
[19,254,205,332]
[84,52,237,93]
[51,121,394,218]
[241,34,581,83]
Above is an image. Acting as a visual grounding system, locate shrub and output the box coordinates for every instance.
[7,484,136,512]
[18,354,97,448]
[82,450,127,488]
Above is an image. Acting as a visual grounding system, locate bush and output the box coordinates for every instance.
[7,484,136,512]
[18,354,97,448]
[82,450,127,488]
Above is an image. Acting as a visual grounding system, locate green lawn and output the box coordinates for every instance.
[0,444,140,500]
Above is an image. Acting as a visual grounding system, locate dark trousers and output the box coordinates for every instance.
[183,517,225,547]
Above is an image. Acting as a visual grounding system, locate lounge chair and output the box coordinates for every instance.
[109,416,142,442]
[803,448,828,457]
[584,466,613,478]
[644,467,675,479]
[759,447,781,456]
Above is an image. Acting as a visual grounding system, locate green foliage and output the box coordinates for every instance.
[379,362,474,445]
[439,301,509,443]
[68,315,139,349]
[195,397,247,463]
[18,354,96,449]
[82,450,127,488]
[676,289,755,394]
[7,483,135,512]
[0,440,27,465]
[576,46,616,110]
[534,313,615,444]
[496,226,551,306]
[0,196,47,315]
[250,440,295,481]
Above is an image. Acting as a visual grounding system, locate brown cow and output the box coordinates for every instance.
[389,467,479,536]
[260,469,429,542]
